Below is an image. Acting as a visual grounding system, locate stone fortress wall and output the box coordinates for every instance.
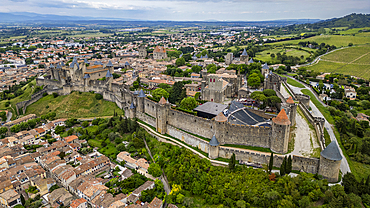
[22,71,339,181]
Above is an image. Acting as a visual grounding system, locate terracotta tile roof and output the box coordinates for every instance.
[286,96,294,104]
[272,109,291,125]
[70,198,87,208]
[214,112,227,122]
[86,65,103,70]
[64,135,78,143]
[158,97,167,105]
[153,46,166,53]
[148,197,162,208]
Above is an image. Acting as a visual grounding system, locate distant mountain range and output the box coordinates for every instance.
[0,12,320,27]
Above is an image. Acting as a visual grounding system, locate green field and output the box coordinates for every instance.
[267,34,370,47]
[26,91,123,118]
[307,45,370,79]
[255,47,311,63]
[339,27,370,35]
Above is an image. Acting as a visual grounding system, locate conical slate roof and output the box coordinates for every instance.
[214,112,227,122]
[209,135,219,146]
[61,62,65,66]
[49,64,54,69]
[125,61,130,66]
[106,60,113,67]
[138,89,146,98]
[262,63,269,70]
[248,58,254,64]
[83,73,90,79]
[133,90,139,95]
[56,64,61,69]
[130,102,136,109]
[105,70,113,78]
[69,61,75,68]
[241,48,248,56]
[286,96,294,104]
[272,109,291,125]
[158,97,167,105]
[321,141,342,161]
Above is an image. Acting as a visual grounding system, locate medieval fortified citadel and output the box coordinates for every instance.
[31,47,343,182]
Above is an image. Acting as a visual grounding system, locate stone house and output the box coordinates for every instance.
[0,189,21,208]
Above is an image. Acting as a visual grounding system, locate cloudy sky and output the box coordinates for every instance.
[1,0,370,21]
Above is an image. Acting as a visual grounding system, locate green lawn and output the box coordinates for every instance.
[26,91,123,119]
[286,78,305,88]
[88,139,102,148]
[266,35,370,47]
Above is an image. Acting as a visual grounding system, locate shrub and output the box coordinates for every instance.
[52,92,58,98]
[95,93,103,100]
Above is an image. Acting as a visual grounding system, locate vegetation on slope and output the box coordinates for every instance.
[26,91,123,119]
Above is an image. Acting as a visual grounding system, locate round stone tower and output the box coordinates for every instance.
[318,141,342,182]
[129,102,136,119]
[156,97,169,134]
[271,109,291,154]
[209,135,220,159]
[136,89,146,113]
[286,96,297,126]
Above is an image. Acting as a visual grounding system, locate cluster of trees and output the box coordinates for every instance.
[150,82,187,105]
[342,173,370,207]
[10,117,42,133]
[328,106,370,164]
[0,77,35,100]
[250,89,282,108]
[147,136,365,207]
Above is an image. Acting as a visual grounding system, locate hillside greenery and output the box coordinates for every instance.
[25,91,123,119]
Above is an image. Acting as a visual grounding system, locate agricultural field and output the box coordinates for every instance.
[338,27,370,35]
[267,34,370,47]
[255,47,311,63]
[26,91,123,118]
[307,45,370,79]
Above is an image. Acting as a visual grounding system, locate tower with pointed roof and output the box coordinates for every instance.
[240,49,249,63]
[208,135,220,159]
[136,89,146,113]
[156,97,169,134]
[318,141,342,182]
[128,102,136,119]
[271,109,291,153]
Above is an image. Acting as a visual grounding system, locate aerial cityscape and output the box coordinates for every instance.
[0,1,369,208]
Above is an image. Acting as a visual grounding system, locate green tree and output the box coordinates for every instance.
[229,153,236,170]
[0,112,7,122]
[54,125,65,135]
[191,65,202,73]
[20,194,25,206]
[175,57,186,67]
[133,81,139,89]
[268,153,274,174]
[287,155,292,174]
[176,193,185,204]
[82,121,89,128]
[148,163,162,177]
[247,73,261,88]
[169,82,186,104]
[250,91,266,102]
[263,89,276,97]
[0,127,7,135]
[151,88,169,102]
[179,97,197,111]
[280,156,286,176]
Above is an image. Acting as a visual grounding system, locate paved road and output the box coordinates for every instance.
[297,46,348,68]
[6,112,12,122]
[285,82,351,175]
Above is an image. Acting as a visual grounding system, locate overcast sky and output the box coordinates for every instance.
[1,0,370,21]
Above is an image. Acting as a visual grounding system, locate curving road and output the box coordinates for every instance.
[285,82,351,175]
